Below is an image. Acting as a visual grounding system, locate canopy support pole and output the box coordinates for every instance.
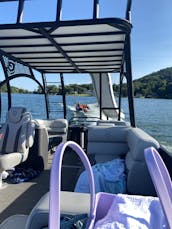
[42,73,50,119]
[99,73,102,120]
[93,0,99,19]
[118,71,124,121]
[56,0,62,21]
[60,73,67,119]
[17,0,25,23]
[125,35,135,127]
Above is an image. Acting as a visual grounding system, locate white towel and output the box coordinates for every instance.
[94,194,167,229]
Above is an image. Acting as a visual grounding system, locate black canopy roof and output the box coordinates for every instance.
[0,18,132,73]
[0,0,135,126]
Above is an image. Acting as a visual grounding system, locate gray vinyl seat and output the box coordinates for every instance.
[35,119,68,141]
[35,119,68,151]
[0,191,90,229]
[0,107,35,187]
[87,125,160,196]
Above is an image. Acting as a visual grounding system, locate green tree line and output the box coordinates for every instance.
[34,83,93,95]
[0,84,30,93]
[0,67,172,98]
[119,67,172,99]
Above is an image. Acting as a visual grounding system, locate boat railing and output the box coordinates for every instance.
[0,0,132,24]
[69,116,102,127]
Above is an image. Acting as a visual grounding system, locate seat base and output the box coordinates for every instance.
[0,215,28,229]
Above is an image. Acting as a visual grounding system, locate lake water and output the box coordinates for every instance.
[1,93,172,152]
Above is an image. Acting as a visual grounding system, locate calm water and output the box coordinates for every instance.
[1,93,172,151]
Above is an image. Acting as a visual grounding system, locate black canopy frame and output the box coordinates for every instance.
[0,0,135,126]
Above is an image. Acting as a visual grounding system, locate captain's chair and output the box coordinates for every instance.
[0,107,35,187]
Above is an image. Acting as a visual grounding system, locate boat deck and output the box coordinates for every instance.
[0,147,83,224]
[0,155,53,224]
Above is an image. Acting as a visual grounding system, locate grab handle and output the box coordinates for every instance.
[144,147,172,228]
[49,141,95,229]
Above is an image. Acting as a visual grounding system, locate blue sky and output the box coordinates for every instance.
[0,0,172,90]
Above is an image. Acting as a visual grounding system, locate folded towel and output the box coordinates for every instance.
[75,159,126,194]
[94,194,167,229]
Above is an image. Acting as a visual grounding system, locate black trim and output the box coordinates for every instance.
[0,18,131,32]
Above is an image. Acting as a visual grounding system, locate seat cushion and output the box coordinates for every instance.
[0,153,22,171]
[36,119,68,134]
[25,191,90,229]
[125,128,160,195]
[126,127,160,162]
[7,107,26,124]
[0,215,28,229]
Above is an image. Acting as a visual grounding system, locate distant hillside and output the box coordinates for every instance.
[133,67,172,99]
[118,67,172,99]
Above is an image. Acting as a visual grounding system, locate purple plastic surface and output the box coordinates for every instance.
[93,192,115,223]
[144,147,172,228]
[49,141,95,229]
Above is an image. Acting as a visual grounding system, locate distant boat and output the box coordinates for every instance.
[75,103,90,113]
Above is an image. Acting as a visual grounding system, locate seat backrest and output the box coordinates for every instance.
[96,120,127,126]
[144,147,172,228]
[0,107,35,161]
[125,127,160,195]
[36,119,68,135]
[87,126,129,163]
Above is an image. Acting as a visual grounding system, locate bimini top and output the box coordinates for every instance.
[0,1,132,74]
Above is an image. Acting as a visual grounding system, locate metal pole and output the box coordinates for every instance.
[93,0,99,19]
[60,73,66,119]
[125,0,132,21]
[17,0,25,23]
[118,72,123,121]
[125,34,135,127]
[42,73,49,119]
[99,73,102,119]
[56,0,62,21]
